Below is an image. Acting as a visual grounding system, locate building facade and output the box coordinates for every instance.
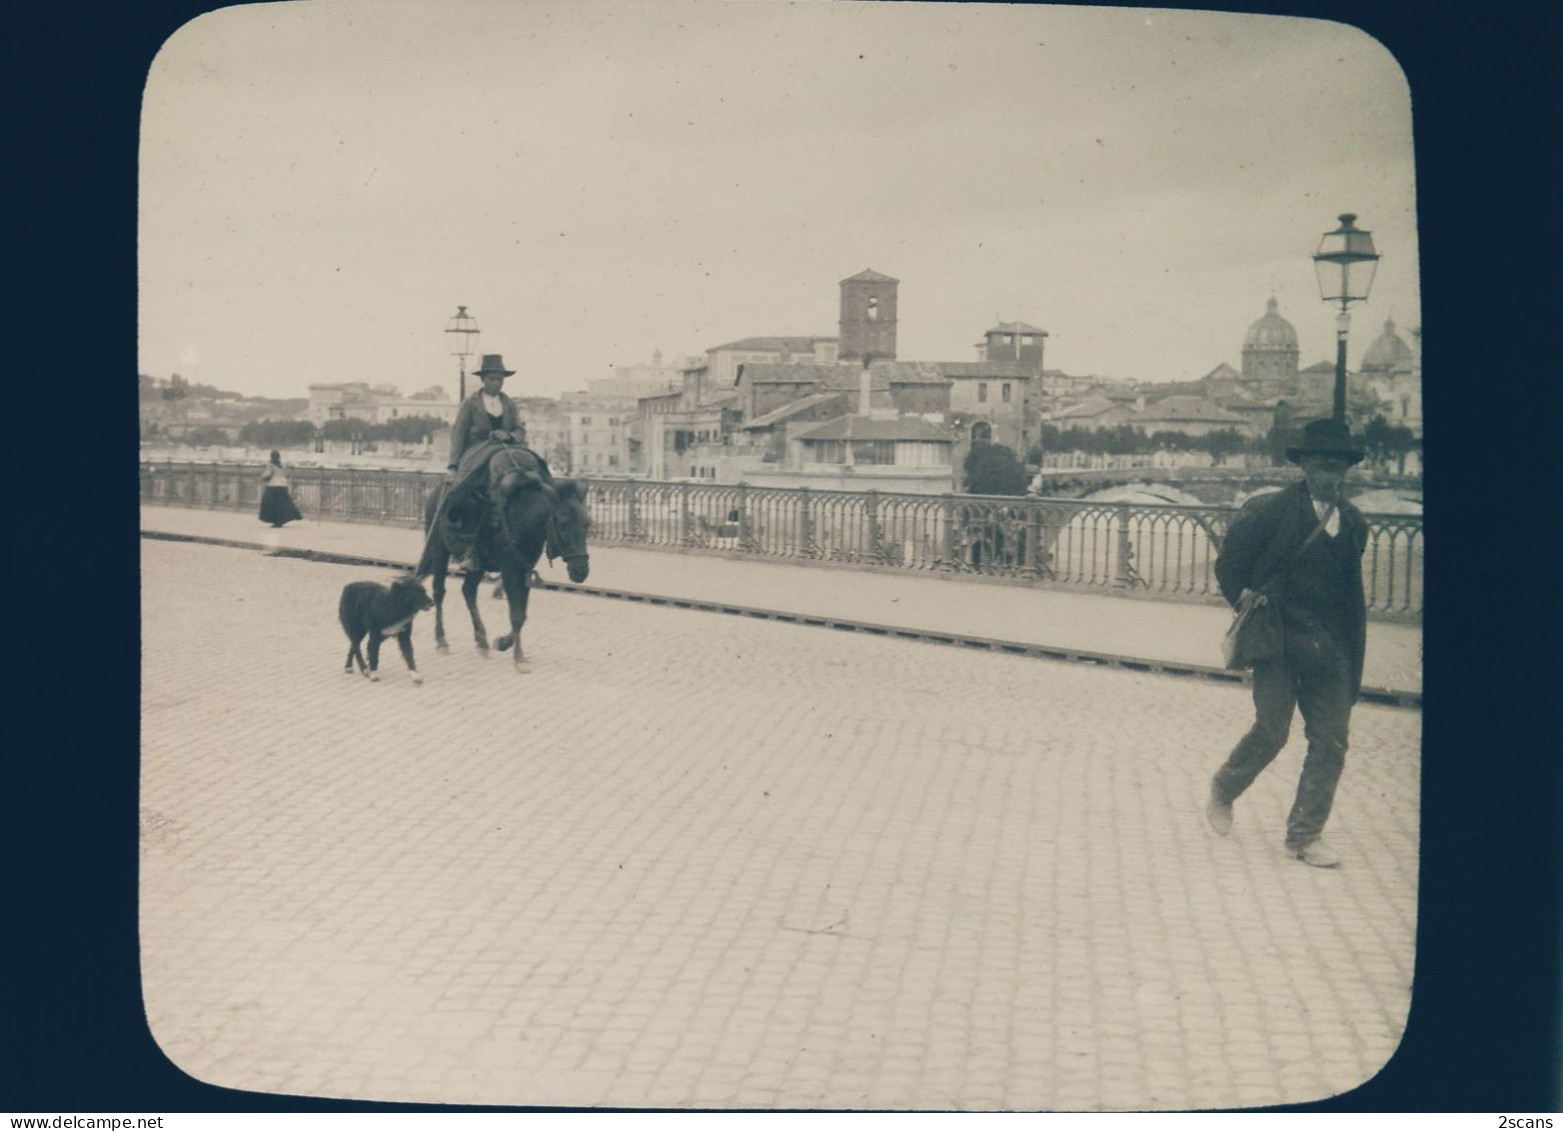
[1240,297,1300,387]
[837,269,899,363]
[1358,317,1422,433]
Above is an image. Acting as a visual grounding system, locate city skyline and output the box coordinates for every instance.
[139,1,1419,402]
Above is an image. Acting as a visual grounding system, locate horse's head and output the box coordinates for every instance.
[547,479,591,584]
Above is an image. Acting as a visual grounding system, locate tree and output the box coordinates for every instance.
[964,442,1029,496]
[239,419,317,449]
[181,425,232,447]
[1265,422,1303,467]
[1362,415,1417,474]
[374,414,446,444]
[318,418,361,443]
[1198,428,1247,459]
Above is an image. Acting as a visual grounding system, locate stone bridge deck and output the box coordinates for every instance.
[139,505,1422,699]
[138,511,1421,1110]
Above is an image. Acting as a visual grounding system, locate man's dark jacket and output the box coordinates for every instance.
[1215,480,1369,696]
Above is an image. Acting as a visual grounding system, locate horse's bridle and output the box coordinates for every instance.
[544,511,589,568]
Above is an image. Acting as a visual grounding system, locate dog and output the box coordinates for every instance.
[339,574,434,683]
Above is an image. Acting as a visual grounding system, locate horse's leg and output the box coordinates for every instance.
[345,636,364,675]
[432,564,450,653]
[462,570,489,655]
[366,632,382,682]
[494,564,533,671]
[397,628,422,684]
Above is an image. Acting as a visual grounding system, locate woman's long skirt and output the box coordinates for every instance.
[258,486,303,526]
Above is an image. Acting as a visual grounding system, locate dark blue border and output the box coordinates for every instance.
[11,0,1560,1113]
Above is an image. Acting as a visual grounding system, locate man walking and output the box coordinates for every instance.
[1205,418,1370,868]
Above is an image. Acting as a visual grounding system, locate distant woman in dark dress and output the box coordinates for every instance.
[258,450,303,527]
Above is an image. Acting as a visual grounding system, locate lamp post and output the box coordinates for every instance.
[1312,213,1380,425]
[445,305,481,402]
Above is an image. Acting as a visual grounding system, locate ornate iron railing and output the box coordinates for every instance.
[140,462,1423,620]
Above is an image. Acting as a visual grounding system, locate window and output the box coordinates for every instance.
[1002,383,1012,403]
[978,383,988,403]
[851,440,895,465]
[581,416,592,425]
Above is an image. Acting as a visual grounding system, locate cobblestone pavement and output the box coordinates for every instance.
[140,539,1419,1110]
[139,505,1423,696]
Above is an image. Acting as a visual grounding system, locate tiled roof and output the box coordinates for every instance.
[741,393,847,430]
[792,415,953,443]
[841,268,899,283]
[737,361,947,389]
[1055,395,1131,419]
[1135,396,1246,423]
[740,360,1028,388]
[874,362,952,384]
[936,362,1035,380]
[983,321,1048,335]
[740,363,855,386]
[709,336,826,353]
[1087,384,1141,402]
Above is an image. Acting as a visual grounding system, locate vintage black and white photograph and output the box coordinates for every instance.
[136,0,1428,1112]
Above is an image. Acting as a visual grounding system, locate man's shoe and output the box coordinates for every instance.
[1287,840,1342,868]
[1205,787,1233,837]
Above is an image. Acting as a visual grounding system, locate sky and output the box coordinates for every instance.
[139,0,1420,402]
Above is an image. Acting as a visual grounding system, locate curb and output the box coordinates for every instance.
[142,529,1421,710]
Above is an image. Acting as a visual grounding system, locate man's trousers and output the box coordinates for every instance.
[1212,620,1354,850]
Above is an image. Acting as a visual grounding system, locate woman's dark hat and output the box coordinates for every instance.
[1286,418,1364,465]
[473,354,515,379]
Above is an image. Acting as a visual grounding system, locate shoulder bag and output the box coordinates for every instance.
[1221,502,1335,670]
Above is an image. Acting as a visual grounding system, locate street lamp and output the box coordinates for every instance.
[1312,213,1380,425]
[445,305,481,402]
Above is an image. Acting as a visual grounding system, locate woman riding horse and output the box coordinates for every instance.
[420,449,591,670]
[417,353,544,577]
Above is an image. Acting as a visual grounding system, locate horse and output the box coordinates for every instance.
[419,448,590,671]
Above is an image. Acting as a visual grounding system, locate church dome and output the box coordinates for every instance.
[1242,296,1299,351]
[1360,317,1414,371]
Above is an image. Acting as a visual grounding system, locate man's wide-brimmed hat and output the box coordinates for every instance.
[1286,418,1364,465]
[472,354,515,379]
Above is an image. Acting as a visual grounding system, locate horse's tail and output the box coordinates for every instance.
[414,481,452,579]
[422,480,447,533]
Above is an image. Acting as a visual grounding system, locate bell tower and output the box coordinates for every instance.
[838,269,899,363]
